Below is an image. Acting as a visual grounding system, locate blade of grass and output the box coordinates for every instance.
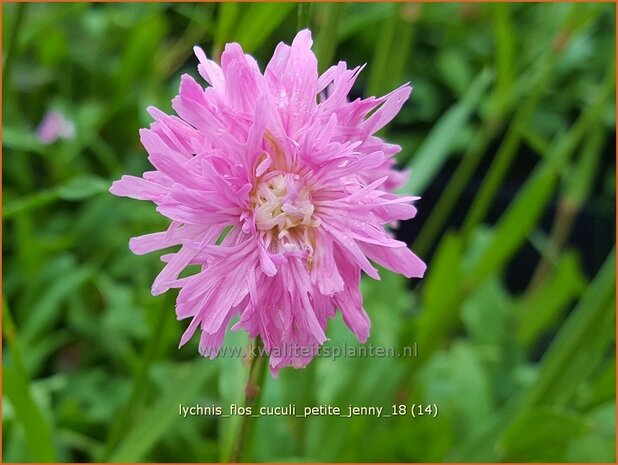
[3,175,110,219]
[493,3,514,108]
[3,295,57,462]
[520,248,615,408]
[413,120,496,257]
[157,3,214,79]
[314,3,346,74]
[19,265,94,345]
[398,68,492,196]
[527,124,607,290]
[461,2,606,240]
[297,3,313,31]
[2,3,28,98]
[365,3,408,97]
[517,252,587,347]
[460,57,556,241]
[234,3,296,54]
[382,4,419,95]
[467,63,615,284]
[212,2,239,58]
[338,3,392,42]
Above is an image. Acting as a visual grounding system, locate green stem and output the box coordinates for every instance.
[527,124,607,293]
[3,3,28,98]
[315,3,345,74]
[526,199,577,293]
[460,54,556,242]
[365,3,421,99]
[229,337,268,463]
[2,295,28,378]
[3,189,58,220]
[413,121,498,257]
[297,2,313,31]
[460,2,593,242]
[521,248,616,408]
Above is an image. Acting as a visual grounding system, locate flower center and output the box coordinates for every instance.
[253,173,317,238]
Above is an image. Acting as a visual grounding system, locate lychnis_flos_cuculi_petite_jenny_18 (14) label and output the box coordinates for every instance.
[110,29,426,375]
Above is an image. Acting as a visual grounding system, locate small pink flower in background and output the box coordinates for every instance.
[36,110,76,144]
[110,30,426,374]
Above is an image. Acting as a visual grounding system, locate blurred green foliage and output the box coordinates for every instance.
[2,2,616,463]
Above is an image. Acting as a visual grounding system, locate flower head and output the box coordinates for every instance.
[37,110,76,144]
[110,30,426,374]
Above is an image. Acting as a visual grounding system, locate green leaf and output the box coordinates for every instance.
[21,266,94,345]
[400,68,493,195]
[365,3,416,97]
[213,2,240,56]
[3,367,58,462]
[461,278,511,346]
[3,298,57,462]
[116,14,168,94]
[567,402,616,462]
[338,3,392,41]
[517,252,587,347]
[492,3,515,107]
[420,341,493,432]
[417,233,463,356]
[467,163,557,284]
[2,126,47,153]
[3,175,109,219]
[314,3,346,73]
[3,189,57,219]
[521,249,615,408]
[501,408,590,461]
[56,175,109,200]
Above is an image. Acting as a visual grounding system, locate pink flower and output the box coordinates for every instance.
[36,110,76,144]
[110,30,426,374]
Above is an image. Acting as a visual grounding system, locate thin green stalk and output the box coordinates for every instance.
[493,3,514,108]
[467,62,615,285]
[460,3,599,241]
[297,2,313,31]
[366,4,399,97]
[400,68,493,196]
[3,295,28,379]
[229,337,268,463]
[293,361,316,456]
[460,54,556,242]
[158,3,213,79]
[387,4,419,91]
[413,121,497,257]
[366,3,418,97]
[527,125,607,292]
[3,3,28,98]
[212,2,239,59]
[315,3,345,74]
[3,189,58,220]
[521,248,615,408]
[99,300,170,461]
[526,199,577,292]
